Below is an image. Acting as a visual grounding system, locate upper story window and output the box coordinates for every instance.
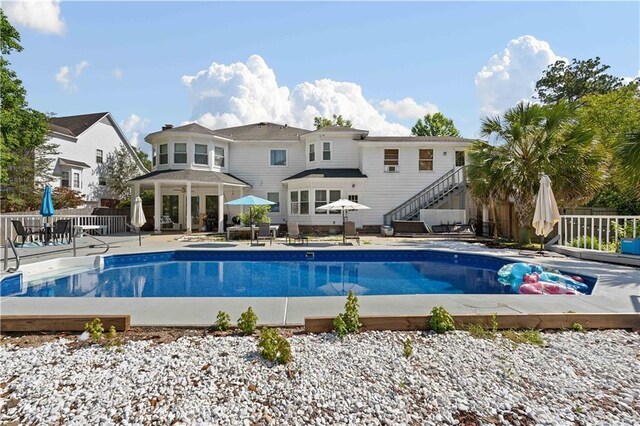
[152,146,156,167]
[73,172,80,188]
[309,144,315,162]
[270,149,287,166]
[455,151,466,167]
[267,192,280,213]
[214,147,225,167]
[61,171,70,187]
[174,143,187,164]
[419,149,434,171]
[323,142,331,161]
[384,149,399,172]
[194,144,208,165]
[96,149,103,164]
[159,144,168,165]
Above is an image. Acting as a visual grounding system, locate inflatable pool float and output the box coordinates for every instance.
[497,262,587,295]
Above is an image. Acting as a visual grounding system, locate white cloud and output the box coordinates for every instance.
[55,60,89,91]
[113,68,124,80]
[182,54,418,135]
[120,113,150,149]
[475,35,565,115]
[4,0,65,35]
[378,97,438,120]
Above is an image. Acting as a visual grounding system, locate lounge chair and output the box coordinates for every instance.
[344,221,360,245]
[392,220,431,237]
[51,219,71,244]
[256,222,273,246]
[11,220,35,245]
[286,222,308,245]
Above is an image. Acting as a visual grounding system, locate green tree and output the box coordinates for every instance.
[411,112,461,137]
[535,57,626,104]
[103,145,143,200]
[313,114,353,129]
[52,187,85,209]
[133,147,152,171]
[477,102,605,243]
[0,9,57,212]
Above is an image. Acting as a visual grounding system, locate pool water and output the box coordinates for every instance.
[7,250,595,297]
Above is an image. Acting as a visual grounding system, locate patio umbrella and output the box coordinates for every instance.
[315,199,370,244]
[39,185,55,244]
[225,195,275,244]
[532,174,560,253]
[131,196,146,246]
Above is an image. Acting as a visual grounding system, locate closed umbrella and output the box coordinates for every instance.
[316,199,370,244]
[225,195,275,244]
[532,174,560,253]
[40,185,55,244]
[131,196,146,246]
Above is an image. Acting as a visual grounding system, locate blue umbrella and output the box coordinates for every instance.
[40,185,55,220]
[225,195,275,244]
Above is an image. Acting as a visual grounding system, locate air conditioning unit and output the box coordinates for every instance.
[385,165,398,173]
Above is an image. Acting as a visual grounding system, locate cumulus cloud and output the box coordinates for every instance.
[120,113,150,150]
[55,60,89,91]
[55,66,72,90]
[378,97,438,120]
[113,68,124,80]
[475,35,565,115]
[182,55,420,135]
[4,0,65,35]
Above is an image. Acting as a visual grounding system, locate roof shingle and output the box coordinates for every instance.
[49,112,109,137]
[283,168,367,181]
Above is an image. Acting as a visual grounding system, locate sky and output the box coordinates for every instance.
[4,1,639,154]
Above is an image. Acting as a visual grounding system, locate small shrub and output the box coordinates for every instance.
[257,327,292,364]
[85,318,105,341]
[84,320,122,349]
[502,329,544,346]
[468,313,499,339]
[214,311,231,332]
[237,307,258,335]
[403,338,413,358]
[570,322,586,333]
[333,315,348,339]
[333,290,361,339]
[429,306,455,334]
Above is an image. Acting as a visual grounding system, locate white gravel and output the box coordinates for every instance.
[1,330,639,425]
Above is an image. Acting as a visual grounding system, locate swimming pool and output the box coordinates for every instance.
[3,250,596,297]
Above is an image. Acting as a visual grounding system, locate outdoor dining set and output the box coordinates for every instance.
[11,219,72,246]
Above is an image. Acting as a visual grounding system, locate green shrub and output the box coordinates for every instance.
[333,290,361,339]
[403,338,413,358]
[429,306,455,334]
[237,307,258,335]
[570,322,586,333]
[240,205,271,226]
[85,318,105,341]
[333,315,348,339]
[570,236,616,252]
[257,327,292,364]
[214,311,231,332]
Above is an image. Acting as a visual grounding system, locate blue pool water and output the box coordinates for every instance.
[5,250,595,298]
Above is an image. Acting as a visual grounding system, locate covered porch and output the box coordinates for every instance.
[129,170,251,234]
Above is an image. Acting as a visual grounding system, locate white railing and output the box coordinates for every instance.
[1,215,128,244]
[558,215,639,252]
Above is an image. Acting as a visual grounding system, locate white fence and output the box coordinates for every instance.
[2,215,128,244]
[558,215,639,252]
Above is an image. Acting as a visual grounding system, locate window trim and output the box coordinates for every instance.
[73,172,80,188]
[159,144,168,165]
[61,171,70,188]
[308,143,315,162]
[152,146,157,167]
[96,149,103,164]
[267,192,280,213]
[194,143,208,165]
[214,146,225,167]
[455,150,466,167]
[322,141,331,161]
[418,148,434,172]
[270,149,288,167]
[174,143,187,164]
[384,148,399,173]
[289,190,309,215]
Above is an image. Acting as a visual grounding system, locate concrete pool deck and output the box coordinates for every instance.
[1,233,638,326]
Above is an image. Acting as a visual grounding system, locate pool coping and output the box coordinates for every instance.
[1,246,638,327]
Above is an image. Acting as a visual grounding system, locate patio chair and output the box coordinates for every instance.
[51,219,71,244]
[11,220,35,245]
[344,221,360,245]
[286,222,308,245]
[256,222,273,246]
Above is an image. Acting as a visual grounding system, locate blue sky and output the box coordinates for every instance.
[5,1,639,152]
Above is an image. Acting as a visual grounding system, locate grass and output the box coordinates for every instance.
[501,329,544,346]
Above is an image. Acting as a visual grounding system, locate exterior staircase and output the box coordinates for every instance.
[383,166,467,225]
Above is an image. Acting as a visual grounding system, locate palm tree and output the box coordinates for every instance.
[473,101,605,244]
[616,131,640,196]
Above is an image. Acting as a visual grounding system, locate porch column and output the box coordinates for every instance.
[130,183,140,222]
[218,184,224,232]
[154,181,162,234]
[239,186,244,215]
[186,181,192,234]
[482,205,489,237]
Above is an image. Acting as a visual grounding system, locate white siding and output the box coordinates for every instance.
[304,135,360,169]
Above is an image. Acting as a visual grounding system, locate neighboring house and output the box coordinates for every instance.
[48,112,147,206]
[131,122,475,233]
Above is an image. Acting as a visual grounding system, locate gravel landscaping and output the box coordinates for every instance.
[1,329,639,425]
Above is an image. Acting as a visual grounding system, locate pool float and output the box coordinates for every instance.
[539,272,588,292]
[519,283,544,294]
[499,262,587,295]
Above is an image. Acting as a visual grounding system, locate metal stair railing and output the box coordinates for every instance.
[383,166,467,225]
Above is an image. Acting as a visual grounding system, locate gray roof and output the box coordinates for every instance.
[314,125,368,133]
[214,122,310,140]
[129,169,251,187]
[58,158,91,168]
[283,168,367,181]
[49,112,108,136]
[364,136,476,143]
[145,123,230,140]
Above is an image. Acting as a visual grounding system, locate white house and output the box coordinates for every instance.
[131,122,475,233]
[48,112,147,206]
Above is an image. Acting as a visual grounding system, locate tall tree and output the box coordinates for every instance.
[535,57,625,104]
[103,145,143,200]
[313,114,353,129]
[411,112,461,137]
[133,147,152,171]
[477,101,605,243]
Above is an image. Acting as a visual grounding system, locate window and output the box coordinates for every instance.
[214,147,225,167]
[290,190,308,214]
[419,149,434,171]
[290,191,299,215]
[315,190,340,214]
[194,144,208,165]
[152,146,156,167]
[455,151,466,167]
[98,176,106,186]
[348,194,359,203]
[270,149,287,166]
[73,172,80,188]
[384,149,399,172]
[96,149,103,164]
[61,171,70,187]
[267,192,280,212]
[323,142,331,161]
[300,190,309,214]
[328,190,340,214]
[309,144,315,162]
[159,144,168,165]
[174,143,187,164]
